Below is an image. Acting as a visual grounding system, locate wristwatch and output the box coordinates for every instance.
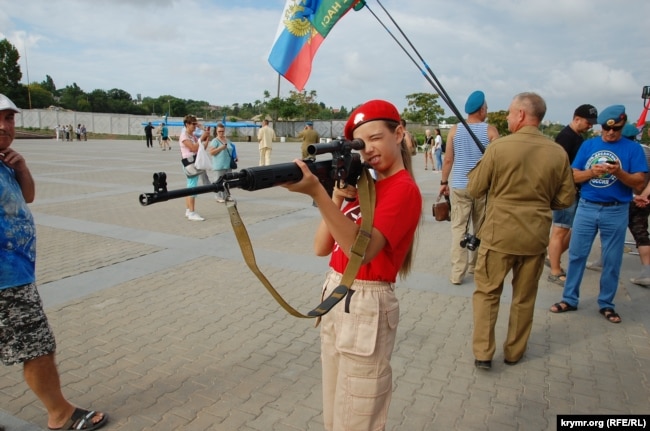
[440,180,449,185]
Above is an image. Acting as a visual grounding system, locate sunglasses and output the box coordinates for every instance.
[601,124,623,132]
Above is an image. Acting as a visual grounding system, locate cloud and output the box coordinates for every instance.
[2,0,649,122]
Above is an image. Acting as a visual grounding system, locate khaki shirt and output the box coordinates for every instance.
[467,126,575,255]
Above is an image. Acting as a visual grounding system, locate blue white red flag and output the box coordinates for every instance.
[635,101,649,141]
[268,0,363,91]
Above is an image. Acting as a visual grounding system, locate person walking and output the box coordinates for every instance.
[469,92,575,369]
[440,90,499,285]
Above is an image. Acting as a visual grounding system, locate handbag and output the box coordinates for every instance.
[195,142,212,171]
[432,194,451,221]
[225,146,237,170]
[181,155,204,177]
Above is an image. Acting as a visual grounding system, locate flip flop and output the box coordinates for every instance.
[599,308,621,324]
[549,301,577,313]
[49,408,108,431]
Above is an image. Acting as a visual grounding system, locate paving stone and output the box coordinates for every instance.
[1,139,649,430]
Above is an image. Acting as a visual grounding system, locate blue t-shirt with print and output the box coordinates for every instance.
[0,163,36,289]
[572,136,648,203]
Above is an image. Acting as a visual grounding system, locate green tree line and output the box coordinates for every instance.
[0,38,451,125]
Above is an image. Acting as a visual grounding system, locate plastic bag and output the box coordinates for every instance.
[195,143,212,171]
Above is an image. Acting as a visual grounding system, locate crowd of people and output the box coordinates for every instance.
[4,88,650,430]
[54,124,87,141]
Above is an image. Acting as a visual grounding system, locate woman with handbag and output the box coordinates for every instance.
[208,123,239,203]
[179,114,209,221]
[284,100,422,431]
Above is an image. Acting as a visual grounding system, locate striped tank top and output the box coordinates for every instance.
[451,122,489,189]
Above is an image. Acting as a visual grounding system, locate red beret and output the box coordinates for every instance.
[344,99,401,140]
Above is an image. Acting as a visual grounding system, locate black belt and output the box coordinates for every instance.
[580,198,622,207]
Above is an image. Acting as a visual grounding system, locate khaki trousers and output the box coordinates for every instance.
[259,147,272,166]
[320,270,399,431]
[472,248,544,362]
[450,188,486,283]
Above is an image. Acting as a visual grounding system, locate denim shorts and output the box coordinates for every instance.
[0,283,56,365]
[552,198,578,229]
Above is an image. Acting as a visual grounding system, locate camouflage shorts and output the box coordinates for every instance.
[628,202,650,247]
[0,283,56,366]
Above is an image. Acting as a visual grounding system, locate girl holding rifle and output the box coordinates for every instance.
[285,100,422,431]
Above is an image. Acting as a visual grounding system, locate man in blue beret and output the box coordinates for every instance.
[440,90,499,285]
[550,105,648,323]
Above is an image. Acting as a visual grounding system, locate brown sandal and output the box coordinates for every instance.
[550,301,577,313]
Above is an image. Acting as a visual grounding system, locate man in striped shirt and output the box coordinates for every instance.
[440,91,499,285]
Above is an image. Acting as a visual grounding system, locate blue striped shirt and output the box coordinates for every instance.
[451,122,489,189]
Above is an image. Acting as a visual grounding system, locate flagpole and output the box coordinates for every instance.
[275,73,281,123]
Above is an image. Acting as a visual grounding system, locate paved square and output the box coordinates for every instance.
[1,138,649,430]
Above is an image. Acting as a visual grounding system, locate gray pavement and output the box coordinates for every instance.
[1,137,649,431]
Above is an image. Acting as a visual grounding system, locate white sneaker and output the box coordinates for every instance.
[185,209,190,218]
[187,211,205,221]
[215,197,225,203]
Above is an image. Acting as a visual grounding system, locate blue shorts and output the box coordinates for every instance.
[552,198,578,229]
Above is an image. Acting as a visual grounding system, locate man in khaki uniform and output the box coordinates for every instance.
[257,119,275,166]
[467,92,576,370]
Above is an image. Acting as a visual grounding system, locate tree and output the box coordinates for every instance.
[402,93,445,124]
[487,110,509,136]
[0,39,23,104]
[27,83,55,108]
[40,75,56,94]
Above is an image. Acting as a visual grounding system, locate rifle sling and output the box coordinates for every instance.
[226,167,376,318]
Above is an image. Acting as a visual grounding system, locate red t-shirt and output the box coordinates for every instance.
[329,169,422,282]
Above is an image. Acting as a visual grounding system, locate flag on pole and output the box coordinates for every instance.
[268,0,363,91]
[635,101,649,141]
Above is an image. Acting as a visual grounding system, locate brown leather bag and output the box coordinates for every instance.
[432,194,451,221]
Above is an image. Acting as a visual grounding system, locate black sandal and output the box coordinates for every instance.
[599,307,621,324]
[550,301,577,313]
[48,408,108,431]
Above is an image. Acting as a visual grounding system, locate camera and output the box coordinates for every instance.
[460,233,480,251]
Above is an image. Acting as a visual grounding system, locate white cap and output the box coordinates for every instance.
[0,94,21,113]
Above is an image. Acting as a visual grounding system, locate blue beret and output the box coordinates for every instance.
[622,123,639,139]
[464,91,485,114]
[597,105,627,126]
[306,121,313,126]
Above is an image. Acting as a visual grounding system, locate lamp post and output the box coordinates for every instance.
[167,100,171,117]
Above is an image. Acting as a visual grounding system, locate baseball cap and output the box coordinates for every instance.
[344,100,401,140]
[597,105,627,126]
[464,91,485,114]
[0,94,21,113]
[573,104,598,124]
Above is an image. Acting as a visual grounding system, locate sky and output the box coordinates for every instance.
[1,0,649,124]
